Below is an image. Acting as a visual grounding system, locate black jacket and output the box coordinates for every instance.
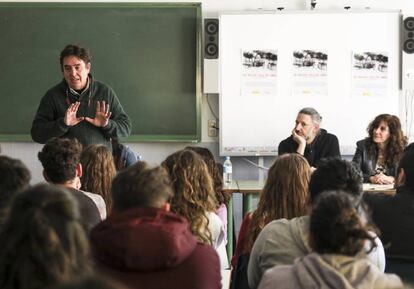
[352,138,398,182]
[278,129,340,167]
[363,185,414,259]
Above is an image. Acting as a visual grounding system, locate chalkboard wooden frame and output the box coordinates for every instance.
[0,2,202,142]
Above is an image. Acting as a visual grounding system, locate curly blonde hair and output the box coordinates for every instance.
[185,146,230,205]
[80,145,116,214]
[163,149,218,244]
[247,154,311,251]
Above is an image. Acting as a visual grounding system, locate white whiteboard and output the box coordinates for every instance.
[219,10,401,156]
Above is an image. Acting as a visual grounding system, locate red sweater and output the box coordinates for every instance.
[231,212,253,268]
[90,207,221,289]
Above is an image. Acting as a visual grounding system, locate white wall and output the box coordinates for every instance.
[1,0,414,184]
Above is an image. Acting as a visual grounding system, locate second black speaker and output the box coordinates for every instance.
[403,16,414,54]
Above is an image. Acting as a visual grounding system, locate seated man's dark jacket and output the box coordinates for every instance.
[352,138,398,182]
[363,185,414,259]
[278,128,340,167]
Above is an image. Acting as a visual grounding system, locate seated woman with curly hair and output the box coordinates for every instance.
[0,183,92,289]
[185,146,231,244]
[163,149,228,269]
[353,114,408,184]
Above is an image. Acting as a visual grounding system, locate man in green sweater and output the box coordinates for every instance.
[31,44,131,149]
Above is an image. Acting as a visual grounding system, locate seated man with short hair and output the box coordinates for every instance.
[247,158,385,289]
[90,162,221,289]
[38,137,103,232]
[278,107,340,168]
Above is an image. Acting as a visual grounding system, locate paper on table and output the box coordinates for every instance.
[363,183,395,191]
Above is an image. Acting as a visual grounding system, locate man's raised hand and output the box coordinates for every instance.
[64,102,84,126]
[85,100,112,127]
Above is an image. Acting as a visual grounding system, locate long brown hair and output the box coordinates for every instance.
[162,149,218,244]
[367,114,408,166]
[0,184,92,289]
[80,145,116,213]
[247,154,311,251]
[185,146,231,205]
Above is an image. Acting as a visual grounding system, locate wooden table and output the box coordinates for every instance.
[223,180,396,262]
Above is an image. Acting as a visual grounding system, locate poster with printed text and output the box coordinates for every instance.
[291,50,328,97]
[351,51,388,98]
[240,49,278,96]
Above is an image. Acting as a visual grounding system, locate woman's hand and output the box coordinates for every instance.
[369,173,394,185]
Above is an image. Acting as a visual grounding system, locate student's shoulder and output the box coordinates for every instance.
[258,265,294,289]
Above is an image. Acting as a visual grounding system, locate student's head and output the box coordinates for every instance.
[0,156,31,212]
[38,138,83,185]
[248,153,311,250]
[397,150,414,190]
[185,146,230,205]
[0,183,91,289]
[60,44,91,90]
[309,158,363,205]
[295,107,322,143]
[367,114,407,165]
[81,144,116,212]
[112,161,173,213]
[310,191,376,256]
[162,149,217,244]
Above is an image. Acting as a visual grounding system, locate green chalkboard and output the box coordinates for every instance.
[0,3,202,142]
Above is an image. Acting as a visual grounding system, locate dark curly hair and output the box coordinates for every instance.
[0,183,92,289]
[310,191,376,256]
[309,158,363,204]
[366,114,407,167]
[38,138,83,184]
[185,146,231,205]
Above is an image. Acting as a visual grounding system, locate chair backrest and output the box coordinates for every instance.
[230,253,251,289]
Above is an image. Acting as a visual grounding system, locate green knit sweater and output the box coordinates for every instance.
[31,77,131,149]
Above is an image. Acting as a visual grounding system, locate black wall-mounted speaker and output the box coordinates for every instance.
[403,16,414,54]
[204,18,219,59]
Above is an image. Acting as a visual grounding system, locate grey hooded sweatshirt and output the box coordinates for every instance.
[257,253,402,289]
[248,216,386,289]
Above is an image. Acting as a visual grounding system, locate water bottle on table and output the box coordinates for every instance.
[223,156,233,183]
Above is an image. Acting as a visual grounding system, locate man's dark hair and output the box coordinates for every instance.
[309,158,363,204]
[60,44,91,70]
[398,150,414,189]
[0,156,31,211]
[38,138,83,184]
[112,161,173,212]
